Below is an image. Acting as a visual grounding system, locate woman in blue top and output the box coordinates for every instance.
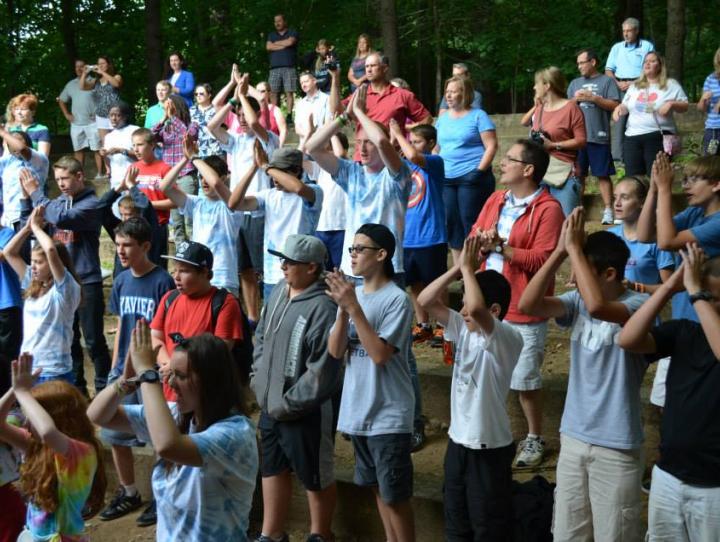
[166,52,195,107]
[609,175,674,292]
[89,321,258,541]
[435,75,497,262]
[697,47,720,156]
[347,34,373,93]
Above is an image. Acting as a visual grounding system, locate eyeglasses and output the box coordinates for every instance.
[502,155,529,165]
[681,176,708,187]
[348,245,381,255]
[576,59,592,66]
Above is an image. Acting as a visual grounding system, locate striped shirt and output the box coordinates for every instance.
[487,188,543,273]
[703,73,720,130]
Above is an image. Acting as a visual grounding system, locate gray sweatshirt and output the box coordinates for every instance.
[250,278,341,421]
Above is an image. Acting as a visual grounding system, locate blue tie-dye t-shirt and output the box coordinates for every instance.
[124,404,258,541]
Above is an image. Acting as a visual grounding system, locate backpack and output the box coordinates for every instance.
[512,475,555,542]
[164,288,253,384]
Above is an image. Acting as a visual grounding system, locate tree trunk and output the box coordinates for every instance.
[432,0,442,106]
[144,0,163,103]
[665,0,685,82]
[379,0,399,78]
[59,0,78,71]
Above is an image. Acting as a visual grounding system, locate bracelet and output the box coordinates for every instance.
[336,114,348,127]
[113,379,134,398]
[229,98,239,107]
[689,290,714,304]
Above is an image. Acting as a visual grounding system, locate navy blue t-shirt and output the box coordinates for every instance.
[268,29,299,68]
[404,155,447,248]
[109,266,175,371]
[0,227,22,310]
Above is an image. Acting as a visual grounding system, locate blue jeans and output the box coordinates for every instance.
[36,371,75,386]
[545,176,582,217]
[71,282,111,393]
[443,169,496,249]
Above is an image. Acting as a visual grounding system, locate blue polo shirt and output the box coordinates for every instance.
[0,227,22,310]
[605,39,654,80]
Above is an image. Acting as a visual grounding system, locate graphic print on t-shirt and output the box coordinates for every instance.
[407,169,426,209]
[635,91,658,113]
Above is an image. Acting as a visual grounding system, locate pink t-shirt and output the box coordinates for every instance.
[532,101,586,164]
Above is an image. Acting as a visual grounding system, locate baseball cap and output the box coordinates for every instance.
[355,223,395,277]
[268,234,327,265]
[162,240,214,269]
[267,147,303,172]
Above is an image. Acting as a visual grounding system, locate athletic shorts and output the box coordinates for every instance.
[269,67,298,94]
[507,321,548,391]
[237,214,264,272]
[70,123,101,152]
[351,433,413,504]
[404,243,448,285]
[578,142,616,178]
[259,401,337,491]
[100,369,145,448]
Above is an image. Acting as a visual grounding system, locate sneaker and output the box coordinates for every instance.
[515,436,545,467]
[601,207,614,225]
[641,478,651,494]
[442,339,455,365]
[255,534,290,542]
[430,326,445,348]
[99,487,142,521]
[412,324,434,344]
[411,426,426,453]
[136,499,157,527]
[306,534,335,542]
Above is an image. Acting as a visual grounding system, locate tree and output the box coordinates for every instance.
[665,0,686,81]
[379,0,399,77]
[144,0,163,103]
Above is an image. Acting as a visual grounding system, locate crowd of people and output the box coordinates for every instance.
[0,12,719,542]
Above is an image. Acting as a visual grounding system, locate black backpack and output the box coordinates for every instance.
[512,475,555,542]
[164,288,253,384]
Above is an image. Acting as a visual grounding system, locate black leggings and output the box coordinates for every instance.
[623,130,663,176]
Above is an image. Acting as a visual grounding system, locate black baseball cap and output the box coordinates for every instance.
[162,241,213,269]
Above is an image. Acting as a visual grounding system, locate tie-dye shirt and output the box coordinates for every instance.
[25,439,98,542]
[124,404,258,541]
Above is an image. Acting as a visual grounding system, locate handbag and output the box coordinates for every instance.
[543,155,573,187]
[651,95,681,156]
[533,106,572,187]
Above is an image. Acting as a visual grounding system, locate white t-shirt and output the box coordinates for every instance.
[294,91,331,135]
[333,159,412,276]
[444,309,524,449]
[220,131,279,217]
[182,195,244,291]
[125,404,258,542]
[255,184,323,285]
[307,161,346,231]
[104,124,139,188]
[623,79,688,137]
[20,269,81,376]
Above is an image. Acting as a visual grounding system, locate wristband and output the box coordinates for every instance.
[229,98,239,107]
[336,114,348,127]
[113,379,136,398]
[689,290,714,304]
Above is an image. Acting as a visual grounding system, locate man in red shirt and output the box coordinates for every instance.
[151,241,244,400]
[329,53,432,161]
[470,139,564,468]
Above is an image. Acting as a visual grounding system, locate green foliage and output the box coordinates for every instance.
[0,0,716,135]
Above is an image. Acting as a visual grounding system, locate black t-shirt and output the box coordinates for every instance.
[650,319,720,486]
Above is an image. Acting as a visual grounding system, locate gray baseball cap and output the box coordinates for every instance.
[268,147,303,172]
[268,234,327,265]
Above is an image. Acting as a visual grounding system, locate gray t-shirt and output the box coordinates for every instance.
[556,289,648,449]
[567,74,620,144]
[337,281,415,436]
[59,78,97,126]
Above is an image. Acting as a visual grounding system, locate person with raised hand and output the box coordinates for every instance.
[518,207,649,541]
[88,319,258,541]
[618,244,720,541]
[417,235,523,540]
[0,352,106,541]
[4,206,81,384]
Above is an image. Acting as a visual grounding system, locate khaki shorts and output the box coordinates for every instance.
[70,123,101,151]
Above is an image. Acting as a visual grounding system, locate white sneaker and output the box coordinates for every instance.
[515,436,545,467]
[601,208,614,225]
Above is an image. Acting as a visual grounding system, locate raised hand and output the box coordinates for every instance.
[129,319,159,374]
[253,139,269,169]
[353,84,367,115]
[325,269,358,312]
[680,242,707,295]
[125,166,139,188]
[651,151,673,192]
[182,133,199,160]
[19,168,40,197]
[29,205,46,230]
[564,207,586,251]
[12,353,40,392]
[460,235,483,271]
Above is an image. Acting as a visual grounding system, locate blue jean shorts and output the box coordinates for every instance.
[351,433,413,504]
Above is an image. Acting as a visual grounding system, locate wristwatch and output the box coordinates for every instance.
[689,290,714,304]
[494,243,504,254]
[133,369,161,385]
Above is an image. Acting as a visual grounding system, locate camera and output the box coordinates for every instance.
[324,53,339,71]
[530,130,548,144]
